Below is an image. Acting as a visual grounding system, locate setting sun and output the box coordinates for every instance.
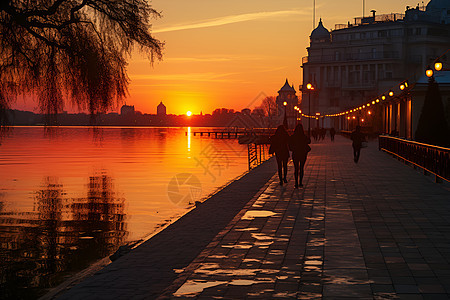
[186,111,192,117]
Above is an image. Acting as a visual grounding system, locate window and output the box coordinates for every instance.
[378,30,387,37]
[335,51,341,61]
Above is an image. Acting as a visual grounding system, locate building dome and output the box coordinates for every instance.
[426,0,450,11]
[278,79,296,93]
[310,19,330,40]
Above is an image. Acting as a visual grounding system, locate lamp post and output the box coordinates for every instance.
[283,101,288,129]
[426,65,435,83]
[306,83,314,137]
[294,106,298,125]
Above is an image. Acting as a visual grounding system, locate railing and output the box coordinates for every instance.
[248,143,271,170]
[379,135,450,183]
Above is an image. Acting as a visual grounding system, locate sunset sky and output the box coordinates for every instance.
[14,0,422,115]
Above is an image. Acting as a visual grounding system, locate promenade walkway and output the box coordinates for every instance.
[58,135,450,299]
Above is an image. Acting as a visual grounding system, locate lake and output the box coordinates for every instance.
[0,126,250,299]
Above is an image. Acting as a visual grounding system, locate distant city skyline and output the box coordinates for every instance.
[13,0,423,115]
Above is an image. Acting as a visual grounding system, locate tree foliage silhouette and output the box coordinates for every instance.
[0,0,163,122]
[415,78,450,147]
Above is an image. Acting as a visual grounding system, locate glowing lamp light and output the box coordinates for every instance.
[283,101,287,106]
[298,110,302,114]
[347,116,350,120]
[363,105,366,108]
[400,84,405,90]
[372,101,376,105]
[367,103,370,107]
[426,66,434,78]
[361,118,365,122]
[435,60,443,71]
[352,116,356,119]
[376,99,380,103]
[404,81,408,88]
[306,83,314,90]
[316,112,321,116]
[186,111,192,117]
[382,95,386,100]
[368,111,372,115]
[294,106,298,110]
[389,90,394,97]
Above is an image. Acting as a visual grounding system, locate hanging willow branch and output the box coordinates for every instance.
[0,0,163,122]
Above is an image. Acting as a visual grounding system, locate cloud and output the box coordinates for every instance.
[129,72,238,82]
[153,10,308,33]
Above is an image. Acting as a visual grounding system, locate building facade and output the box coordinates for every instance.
[120,104,135,116]
[301,0,450,135]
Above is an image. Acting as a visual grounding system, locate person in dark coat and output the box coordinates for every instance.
[289,124,311,188]
[270,125,290,185]
[330,127,336,141]
[350,125,365,163]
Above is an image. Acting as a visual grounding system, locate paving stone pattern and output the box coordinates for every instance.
[160,135,450,299]
[59,135,450,299]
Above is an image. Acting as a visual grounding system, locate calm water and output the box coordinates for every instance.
[0,126,250,298]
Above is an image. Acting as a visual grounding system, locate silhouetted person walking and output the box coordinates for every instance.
[330,127,336,141]
[350,125,365,163]
[270,125,290,186]
[289,124,311,188]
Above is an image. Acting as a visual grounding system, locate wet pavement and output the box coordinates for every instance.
[57,135,450,299]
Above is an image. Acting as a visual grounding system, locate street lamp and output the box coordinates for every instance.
[283,101,288,129]
[426,65,434,78]
[434,59,443,71]
[306,82,315,137]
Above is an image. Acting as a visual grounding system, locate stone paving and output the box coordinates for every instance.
[159,135,450,299]
[58,135,450,299]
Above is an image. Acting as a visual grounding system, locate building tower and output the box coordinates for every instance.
[276,79,299,129]
[157,101,167,116]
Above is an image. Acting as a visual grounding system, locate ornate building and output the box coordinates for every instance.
[301,0,450,132]
[276,79,299,129]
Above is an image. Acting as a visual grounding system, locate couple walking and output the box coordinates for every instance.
[269,124,311,188]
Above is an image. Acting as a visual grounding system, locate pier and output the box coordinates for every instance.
[54,135,450,299]
[186,128,275,140]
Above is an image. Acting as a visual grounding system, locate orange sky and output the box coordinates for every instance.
[13,0,422,115]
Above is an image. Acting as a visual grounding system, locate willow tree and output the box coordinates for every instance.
[0,0,163,123]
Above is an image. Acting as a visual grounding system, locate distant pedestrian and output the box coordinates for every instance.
[312,128,318,141]
[289,124,311,188]
[330,127,336,141]
[350,125,366,163]
[320,128,326,140]
[269,125,290,186]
